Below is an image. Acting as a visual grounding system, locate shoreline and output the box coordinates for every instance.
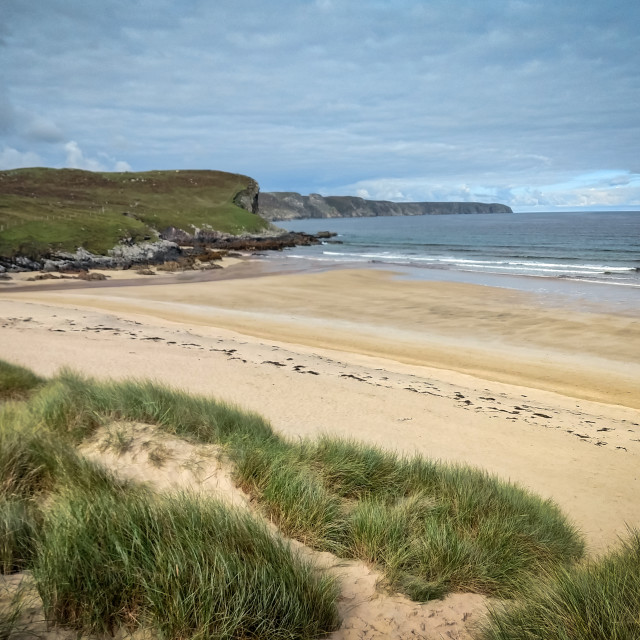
[5,250,639,316]
[1,260,639,553]
[4,264,637,408]
[275,253,640,314]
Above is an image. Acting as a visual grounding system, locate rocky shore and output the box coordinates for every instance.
[0,230,324,274]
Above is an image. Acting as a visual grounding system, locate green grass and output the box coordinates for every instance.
[0,497,38,574]
[478,529,640,640]
[99,425,134,455]
[0,168,268,258]
[0,213,150,259]
[5,360,640,638]
[233,436,585,600]
[0,401,129,574]
[35,488,339,639]
[0,364,341,639]
[147,442,171,467]
[0,581,27,640]
[0,361,44,401]
[6,364,585,602]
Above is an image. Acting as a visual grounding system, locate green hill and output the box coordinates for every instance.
[0,168,267,259]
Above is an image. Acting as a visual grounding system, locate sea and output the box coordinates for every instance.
[276,211,640,310]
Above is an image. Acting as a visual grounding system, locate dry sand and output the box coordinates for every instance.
[1,263,639,638]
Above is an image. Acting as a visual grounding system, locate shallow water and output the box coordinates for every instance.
[278,211,640,311]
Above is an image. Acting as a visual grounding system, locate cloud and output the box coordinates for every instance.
[24,116,65,143]
[64,141,131,172]
[0,146,42,170]
[64,141,106,171]
[335,171,640,211]
[114,160,132,172]
[0,0,639,208]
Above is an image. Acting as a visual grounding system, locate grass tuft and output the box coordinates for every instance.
[0,361,44,401]
[478,529,640,639]
[34,488,340,639]
[0,498,39,575]
[0,580,27,640]
[100,425,134,455]
[147,443,171,467]
[232,435,584,600]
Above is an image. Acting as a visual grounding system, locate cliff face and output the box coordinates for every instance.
[258,192,513,221]
[233,178,260,214]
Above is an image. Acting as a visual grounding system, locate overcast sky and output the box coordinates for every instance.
[2,0,639,211]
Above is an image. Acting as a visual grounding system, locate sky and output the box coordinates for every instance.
[1,0,639,212]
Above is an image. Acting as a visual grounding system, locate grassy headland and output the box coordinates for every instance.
[0,168,268,259]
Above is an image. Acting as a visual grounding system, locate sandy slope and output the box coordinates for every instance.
[5,267,638,407]
[81,422,489,639]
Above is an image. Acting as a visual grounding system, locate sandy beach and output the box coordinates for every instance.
[1,260,640,637]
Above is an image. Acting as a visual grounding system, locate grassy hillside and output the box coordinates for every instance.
[0,168,268,259]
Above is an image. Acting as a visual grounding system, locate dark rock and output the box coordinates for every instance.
[33,273,62,280]
[160,226,194,244]
[0,231,323,273]
[77,271,108,281]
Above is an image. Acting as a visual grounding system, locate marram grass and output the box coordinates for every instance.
[478,529,640,640]
[233,436,585,600]
[34,488,339,640]
[0,363,341,639]
[0,581,27,640]
[24,365,586,601]
[15,358,640,640]
[0,360,43,401]
[1,363,586,603]
[15,369,587,599]
[0,497,38,574]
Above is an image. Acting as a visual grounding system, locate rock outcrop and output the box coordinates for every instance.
[233,178,260,214]
[0,233,322,273]
[258,192,513,221]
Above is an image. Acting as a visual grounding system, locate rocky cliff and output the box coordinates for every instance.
[258,192,512,221]
[233,178,260,214]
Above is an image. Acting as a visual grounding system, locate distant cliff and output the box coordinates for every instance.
[258,192,513,221]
